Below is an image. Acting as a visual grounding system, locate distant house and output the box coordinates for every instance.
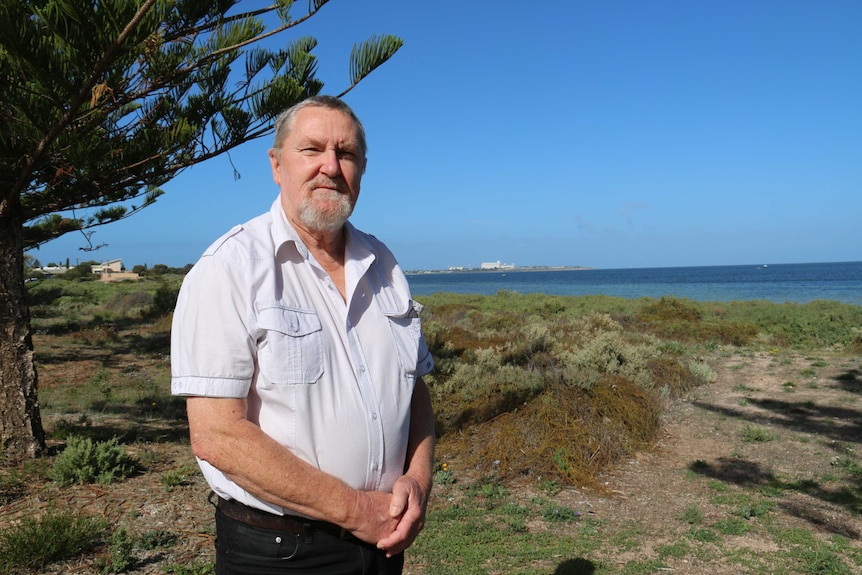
[91,259,124,275]
[33,265,69,278]
[92,259,139,282]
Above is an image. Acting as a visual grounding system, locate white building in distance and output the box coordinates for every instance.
[480,260,515,270]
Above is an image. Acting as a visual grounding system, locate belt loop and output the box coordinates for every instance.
[302,521,314,543]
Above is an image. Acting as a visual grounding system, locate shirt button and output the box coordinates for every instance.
[359,365,366,374]
[371,413,378,420]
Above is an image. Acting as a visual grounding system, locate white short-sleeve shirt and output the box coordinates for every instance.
[171,198,434,515]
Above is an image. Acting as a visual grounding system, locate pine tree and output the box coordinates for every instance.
[0,0,402,459]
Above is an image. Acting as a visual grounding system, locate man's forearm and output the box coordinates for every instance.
[187,396,360,525]
[404,377,435,490]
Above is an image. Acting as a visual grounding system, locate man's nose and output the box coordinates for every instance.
[319,149,341,176]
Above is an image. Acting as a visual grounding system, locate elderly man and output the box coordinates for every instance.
[171,95,435,575]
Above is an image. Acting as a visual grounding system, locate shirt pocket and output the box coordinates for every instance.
[257,305,324,384]
[383,300,426,378]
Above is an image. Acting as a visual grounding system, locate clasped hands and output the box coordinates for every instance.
[348,474,429,557]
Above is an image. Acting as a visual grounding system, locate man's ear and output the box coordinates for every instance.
[268,148,282,183]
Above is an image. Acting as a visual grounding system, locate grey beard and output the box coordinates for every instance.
[299,192,354,232]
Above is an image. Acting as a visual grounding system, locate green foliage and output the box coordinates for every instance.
[796,545,853,575]
[95,527,135,574]
[741,425,778,443]
[137,529,177,550]
[412,493,590,575]
[0,510,107,573]
[713,517,750,535]
[152,280,181,314]
[688,359,717,383]
[541,504,581,523]
[27,275,186,327]
[682,504,703,525]
[558,329,659,390]
[51,436,138,486]
[21,288,862,573]
[734,500,775,520]
[160,469,189,492]
[5,3,403,250]
[720,300,862,348]
[163,562,215,575]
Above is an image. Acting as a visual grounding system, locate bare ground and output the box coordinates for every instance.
[2,348,861,574]
[545,349,862,574]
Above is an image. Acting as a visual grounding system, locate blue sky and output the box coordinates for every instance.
[29,0,861,271]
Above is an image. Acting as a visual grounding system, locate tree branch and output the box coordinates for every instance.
[10,0,159,201]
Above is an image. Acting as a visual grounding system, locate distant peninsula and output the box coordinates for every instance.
[406,265,592,275]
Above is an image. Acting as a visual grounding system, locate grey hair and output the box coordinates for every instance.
[271,95,367,159]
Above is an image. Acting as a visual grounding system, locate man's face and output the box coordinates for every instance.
[269,106,366,233]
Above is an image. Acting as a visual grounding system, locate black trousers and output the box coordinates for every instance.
[214,507,404,575]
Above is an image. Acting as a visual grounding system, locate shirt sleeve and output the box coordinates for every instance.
[171,255,255,398]
[416,330,434,379]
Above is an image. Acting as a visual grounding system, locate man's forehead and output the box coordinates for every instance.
[291,107,360,140]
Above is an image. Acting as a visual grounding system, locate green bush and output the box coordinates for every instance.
[688,359,717,383]
[96,527,135,574]
[51,436,138,486]
[0,510,106,573]
[152,281,181,314]
[558,330,659,390]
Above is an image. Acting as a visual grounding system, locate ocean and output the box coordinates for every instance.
[406,261,862,306]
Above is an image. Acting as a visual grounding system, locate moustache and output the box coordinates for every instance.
[308,177,347,194]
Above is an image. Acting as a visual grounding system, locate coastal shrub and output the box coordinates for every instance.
[558,330,659,390]
[688,360,718,384]
[732,300,862,348]
[448,374,662,488]
[499,322,552,367]
[433,360,546,433]
[575,311,623,337]
[0,510,107,573]
[424,292,691,484]
[648,356,702,398]
[638,297,703,322]
[641,314,758,347]
[51,436,138,486]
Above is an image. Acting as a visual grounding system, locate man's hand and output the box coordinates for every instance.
[343,490,401,545]
[375,474,430,557]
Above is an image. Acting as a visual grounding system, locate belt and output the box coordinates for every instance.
[215,496,355,540]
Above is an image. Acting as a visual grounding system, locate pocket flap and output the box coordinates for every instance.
[258,305,322,337]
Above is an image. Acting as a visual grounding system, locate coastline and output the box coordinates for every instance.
[406,266,593,275]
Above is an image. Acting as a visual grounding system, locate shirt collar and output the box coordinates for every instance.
[268,195,377,266]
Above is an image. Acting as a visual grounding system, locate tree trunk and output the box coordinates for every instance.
[0,192,45,460]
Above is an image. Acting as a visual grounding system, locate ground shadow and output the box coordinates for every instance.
[47,394,190,445]
[834,368,861,393]
[689,367,862,533]
[688,455,861,536]
[692,398,862,449]
[553,557,596,575]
